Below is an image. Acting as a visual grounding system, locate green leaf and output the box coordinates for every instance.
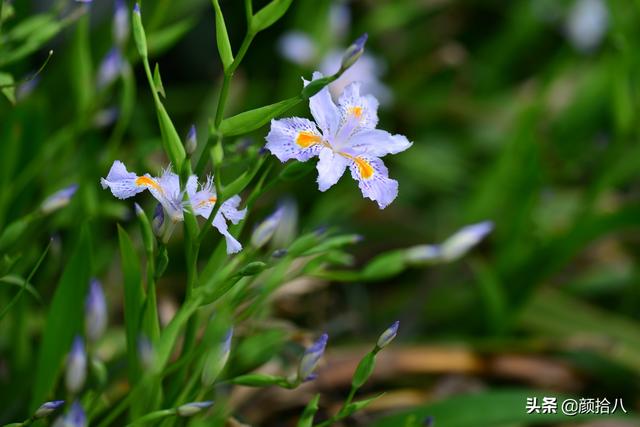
[0,72,15,104]
[155,100,186,170]
[219,97,301,136]
[118,225,145,383]
[351,352,376,389]
[212,0,233,71]
[343,393,385,416]
[153,63,166,98]
[297,394,320,427]
[147,18,196,55]
[70,15,93,115]
[250,0,294,33]
[0,275,41,302]
[369,390,637,427]
[31,226,92,410]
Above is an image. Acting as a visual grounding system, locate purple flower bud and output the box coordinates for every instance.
[439,221,493,262]
[65,336,87,394]
[41,184,79,214]
[97,48,123,89]
[251,205,285,248]
[298,333,328,382]
[185,125,197,155]
[341,33,368,71]
[85,279,107,342]
[423,415,435,426]
[66,401,86,427]
[376,320,399,349]
[134,202,144,217]
[16,76,40,101]
[177,401,214,417]
[113,0,130,46]
[201,328,233,386]
[93,107,119,128]
[133,2,140,14]
[138,335,155,370]
[152,203,165,237]
[405,244,441,264]
[34,400,65,418]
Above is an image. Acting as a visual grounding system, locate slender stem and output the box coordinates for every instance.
[214,31,255,127]
[244,0,253,24]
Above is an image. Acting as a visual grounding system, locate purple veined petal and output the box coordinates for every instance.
[264,117,324,162]
[335,81,379,142]
[347,128,412,158]
[100,160,149,200]
[153,168,185,222]
[220,195,246,225]
[41,184,79,214]
[439,221,493,262]
[316,147,349,192]
[212,211,243,255]
[277,31,318,66]
[347,155,398,209]
[303,71,340,137]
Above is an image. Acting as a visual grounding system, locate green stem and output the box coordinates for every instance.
[244,0,253,24]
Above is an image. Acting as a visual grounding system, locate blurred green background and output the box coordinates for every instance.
[2,0,640,425]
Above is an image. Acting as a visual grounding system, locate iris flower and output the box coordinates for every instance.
[265,73,411,209]
[100,161,246,254]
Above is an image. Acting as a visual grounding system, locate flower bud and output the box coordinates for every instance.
[376,320,399,349]
[138,335,155,371]
[132,3,148,58]
[152,203,165,237]
[113,0,129,46]
[297,333,328,382]
[423,415,435,426]
[251,205,285,248]
[404,244,441,265]
[201,328,233,387]
[85,279,107,342]
[176,401,214,417]
[439,221,493,262]
[65,336,87,394]
[97,47,123,89]
[67,401,86,427]
[185,125,197,155]
[41,184,78,214]
[340,33,367,71]
[34,400,65,419]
